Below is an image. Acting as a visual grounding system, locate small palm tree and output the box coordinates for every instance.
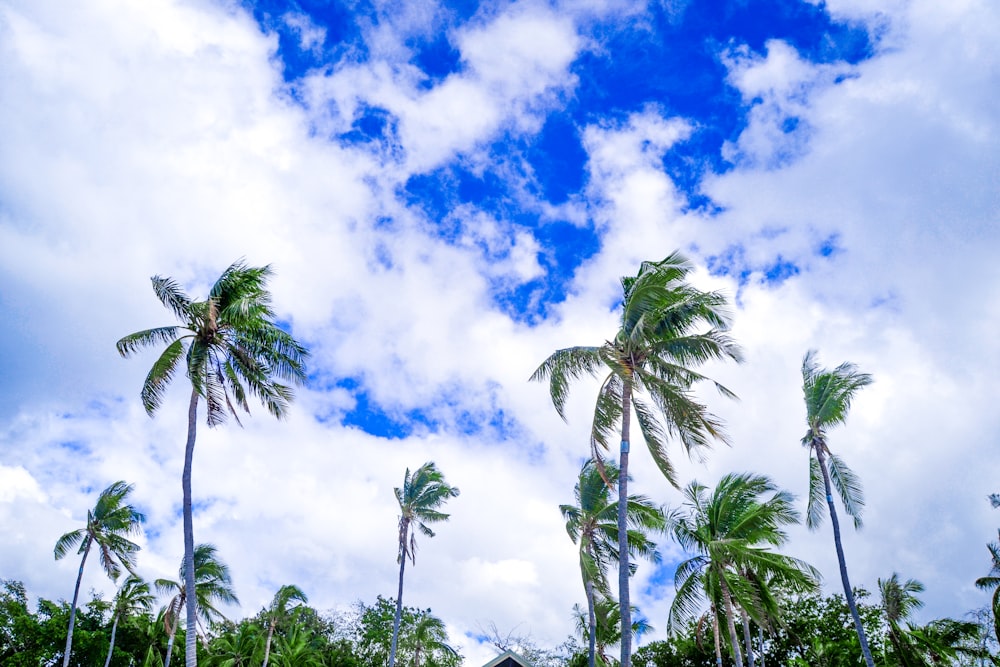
[573,599,652,667]
[561,460,664,667]
[880,572,985,665]
[118,261,308,667]
[668,473,819,667]
[104,574,155,667]
[975,532,1000,645]
[54,480,145,667]
[271,626,321,667]
[208,621,261,667]
[156,544,240,667]
[406,614,458,667]
[532,253,742,667]
[800,350,874,667]
[261,585,307,667]
[388,463,460,667]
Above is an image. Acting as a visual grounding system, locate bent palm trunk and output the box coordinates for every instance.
[586,577,597,667]
[104,612,121,667]
[719,576,744,667]
[740,608,754,667]
[816,448,875,667]
[164,612,181,667]
[389,548,407,667]
[63,540,92,667]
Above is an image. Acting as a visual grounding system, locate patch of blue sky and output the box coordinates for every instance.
[644,559,680,600]
[243,0,367,81]
[406,30,463,90]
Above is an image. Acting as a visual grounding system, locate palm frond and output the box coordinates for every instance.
[152,276,193,321]
[117,327,182,358]
[530,346,605,420]
[828,453,865,528]
[806,455,826,530]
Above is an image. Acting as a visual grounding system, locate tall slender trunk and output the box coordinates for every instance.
[389,533,408,667]
[165,609,181,667]
[262,619,276,667]
[62,538,92,667]
[104,613,121,667]
[184,387,199,667]
[718,574,744,667]
[740,608,755,667]
[585,575,597,667]
[618,379,633,667]
[712,605,723,667]
[757,624,765,667]
[815,446,875,667]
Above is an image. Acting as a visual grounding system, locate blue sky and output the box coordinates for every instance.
[1,0,999,663]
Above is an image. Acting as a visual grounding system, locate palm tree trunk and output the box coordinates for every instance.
[718,575,744,667]
[757,625,765,667]
[389,544,407,667]
[815,447,875,667]
[165,611,181,667]
[585,576,597,667]
[740,608,754,667]
[62,538,92,667]
[184,386,199,667]
[712,605,723,667]
[262,619,275,667]
[618,378,633,667]
[104,613,121,667]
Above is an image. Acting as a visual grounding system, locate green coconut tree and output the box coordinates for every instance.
[261,585,307,667]
[54,480,145,667]
[561,460,664,667]
[117,261,308,667]
[532,252,742,667]
[156,544,239,667]
[405,613,459,667]
[104,574,155,667]
[573,599,652,667]
[800,350,874,667]
[388,463,460,667]
[667,473,819,667]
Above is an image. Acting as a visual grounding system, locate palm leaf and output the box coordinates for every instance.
[828,453,865,528]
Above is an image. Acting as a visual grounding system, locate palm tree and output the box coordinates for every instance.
[261,585,307,667]
[573,599,652,667]
[105,574,155,667]
[54,480,145,667]
[117,261,308,667]
[879,573,985,665]
[208,621,261,667]
[532,252,742,667]
[667,473,819,667]
[800,350,874,667]
[270,626,321,667]
[561,460,664,667]
[975,532,1000,645]
[406,613,458,667]
[156,544,240,667]
[388,462,460,667]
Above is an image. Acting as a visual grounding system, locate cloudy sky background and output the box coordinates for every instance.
[1,0,999,662]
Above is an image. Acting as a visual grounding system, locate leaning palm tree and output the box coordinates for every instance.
[800,350,874,667]
[156,544,240,667]
[667,473,819,667]
[261,585,307,667]
[118,261,308,667]
[54,480,145,667]
[880,572,985,665]
[388,463,460,667]
[105,574,156,667]
[532,252,742,667]
[561,460,664,667]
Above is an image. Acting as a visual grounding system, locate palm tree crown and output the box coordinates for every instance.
[54,480,145,667]
[533,252,742,667]
[118,260,307,667]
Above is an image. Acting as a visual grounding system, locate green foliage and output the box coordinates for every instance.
[355,596,461,667]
